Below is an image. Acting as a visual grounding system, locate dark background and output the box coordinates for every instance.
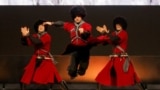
[0,6,160,56]
[0,6,160,85]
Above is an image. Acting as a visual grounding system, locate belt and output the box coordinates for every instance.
[109,53,130,72]
[109,53,128,57]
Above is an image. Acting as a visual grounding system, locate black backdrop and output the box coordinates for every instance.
[0,6,160,56]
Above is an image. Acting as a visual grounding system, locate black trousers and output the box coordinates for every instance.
[68,49,90,77]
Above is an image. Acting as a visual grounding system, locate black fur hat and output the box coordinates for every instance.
[34,19,48,32]
[70,6,86,20]
[113,17,127,30]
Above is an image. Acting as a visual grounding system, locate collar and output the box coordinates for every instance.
[74,20,85,26]
[37,31,47,38]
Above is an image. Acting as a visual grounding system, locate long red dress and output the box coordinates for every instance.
[21,32,62,85]
[95,30,141,87]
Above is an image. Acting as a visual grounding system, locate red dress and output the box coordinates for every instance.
[95,30,141,87]
[21,32,62,85]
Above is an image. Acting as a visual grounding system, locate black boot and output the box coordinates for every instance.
[60,80,69,90]
[20,83,26,90]
[2,83,5,90]
[97,83,101,90]
[68,70,77,80]
[137,82,148,90]
[48,84,53,90]
[77,69,86,76]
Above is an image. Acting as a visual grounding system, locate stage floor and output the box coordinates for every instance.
[0,83,160,90]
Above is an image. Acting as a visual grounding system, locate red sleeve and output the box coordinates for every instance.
[26,34,38,46]
[82,22,92,32]
[26,37,32,46]
[96,35,110,44]
[63,22,72,32]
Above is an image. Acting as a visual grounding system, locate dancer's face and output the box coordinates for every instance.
[115,24,122,31]
[74,16,82,23]
[38,24,45,33]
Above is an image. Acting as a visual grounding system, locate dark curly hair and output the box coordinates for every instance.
[34,19,48,32]
[113,17,127,30]
[70,6,86,20]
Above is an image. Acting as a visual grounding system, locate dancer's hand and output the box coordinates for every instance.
[96,25,109,34]
[96,26,104,33]
[21,26,30,36]
[103,25,109,33]
[43,21,53,26]
[79,28,84,34]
